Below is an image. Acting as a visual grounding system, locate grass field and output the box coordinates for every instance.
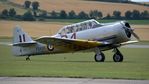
[0,1,27,15]
[0,0,149,17]
[0,38,149,80]
[11,0,149,16]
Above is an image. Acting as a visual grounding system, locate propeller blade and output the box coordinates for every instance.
[131,31,140,40]
[128,28,140,40]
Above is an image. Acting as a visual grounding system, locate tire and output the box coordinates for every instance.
[94,52,105,62]
[113,52,123,62]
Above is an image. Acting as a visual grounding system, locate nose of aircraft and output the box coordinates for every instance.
[121,21,140,40]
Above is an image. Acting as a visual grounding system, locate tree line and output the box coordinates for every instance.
[0,8,149,21]
[0,0,149,21]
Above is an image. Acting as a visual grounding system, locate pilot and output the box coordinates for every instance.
[88,22,92,29]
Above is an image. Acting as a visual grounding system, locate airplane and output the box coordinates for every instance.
[12,19,139,62]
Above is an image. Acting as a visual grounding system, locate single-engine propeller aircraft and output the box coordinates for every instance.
[12,19,139,62]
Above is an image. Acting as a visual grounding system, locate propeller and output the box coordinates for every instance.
[121,21,140,41]
[127,27,140,41]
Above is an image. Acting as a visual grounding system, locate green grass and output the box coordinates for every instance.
[0,38,149,79]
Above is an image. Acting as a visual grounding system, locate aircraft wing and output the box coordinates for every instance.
[112,40,139,47]
[120,40,139,46]
[36,36,109,51]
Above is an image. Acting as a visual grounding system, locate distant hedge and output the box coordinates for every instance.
[0,8,149,21]
[0,0,149,21]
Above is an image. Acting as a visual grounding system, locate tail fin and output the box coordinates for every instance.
[13,25,33,44]
[12,26,36,56]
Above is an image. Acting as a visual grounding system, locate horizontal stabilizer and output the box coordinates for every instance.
[13,41,37,47]
[0,42,12,46]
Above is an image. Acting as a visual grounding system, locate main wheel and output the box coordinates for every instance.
[94,52,105,62]
[113,52,123,62]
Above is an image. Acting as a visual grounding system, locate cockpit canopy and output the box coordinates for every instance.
[57,19,100,35]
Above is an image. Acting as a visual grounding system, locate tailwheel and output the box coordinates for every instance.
[94,52,105,62]
[26,56,31,61]
[113,48,123,62]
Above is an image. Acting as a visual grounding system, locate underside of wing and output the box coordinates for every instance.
[120,40,139,46]
[36,36,109,51]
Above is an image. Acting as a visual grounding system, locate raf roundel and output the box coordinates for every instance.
[47,44,54,51]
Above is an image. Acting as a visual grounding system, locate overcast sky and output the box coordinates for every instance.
[131,0,149,2]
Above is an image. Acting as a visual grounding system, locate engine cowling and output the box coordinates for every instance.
[124,22,131,38]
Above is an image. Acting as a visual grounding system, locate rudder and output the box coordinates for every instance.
[13,25,33,44]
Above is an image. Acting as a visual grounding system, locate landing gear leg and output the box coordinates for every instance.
[94,48,105,62]
[26,56,31,61]
[113,48,123,62]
